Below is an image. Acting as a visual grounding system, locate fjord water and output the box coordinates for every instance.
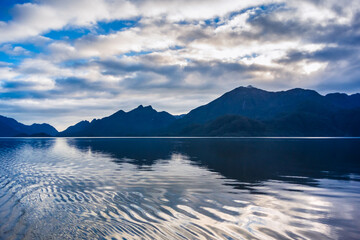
[0,138,360,240]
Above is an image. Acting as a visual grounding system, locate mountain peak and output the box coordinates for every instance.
[60,104,175,136]
[285,88,321,97]
[132,105,154,112]
[232,85,267,93]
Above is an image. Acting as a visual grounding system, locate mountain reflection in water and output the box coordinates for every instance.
[0,138,359,239]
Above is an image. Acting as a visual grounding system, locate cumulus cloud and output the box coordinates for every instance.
[0,44,31,56]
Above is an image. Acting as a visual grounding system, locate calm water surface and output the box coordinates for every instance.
[0,138,360,240]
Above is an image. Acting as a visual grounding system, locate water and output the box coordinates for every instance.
[0,138,360,240]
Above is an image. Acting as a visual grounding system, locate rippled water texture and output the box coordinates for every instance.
[0,138,360,240]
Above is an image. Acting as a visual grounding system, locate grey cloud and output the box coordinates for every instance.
[207,5,360,48]
[14,65,50,75]
[93,55,283,93]
[52,77,121,97]
[97,59,176,74]
[248,14,308,41]
[177,27,211,43]
[277,47,356,63]
[0,77,120,100]
[183,60,273,75]
[309,13,360,46]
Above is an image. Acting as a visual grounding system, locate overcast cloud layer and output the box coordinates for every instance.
[0,0,359,130]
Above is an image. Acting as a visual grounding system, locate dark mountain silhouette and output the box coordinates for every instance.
[0,115,58,137]
[325,93,360,109]
[165,86,360,136]
[177,86,329,124]
[60,120,91,136]
[60,105,176,136]
[60,86,360,137]
[4,86,360,137]
[178,115,267,136]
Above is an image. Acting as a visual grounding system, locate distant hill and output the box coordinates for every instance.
[0,115,58,137]
[59,105,176,136]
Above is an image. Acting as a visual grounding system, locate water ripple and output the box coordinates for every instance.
[0,138,359,239]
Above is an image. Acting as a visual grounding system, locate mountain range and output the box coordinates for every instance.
[0,115,58,137]
[1,86,360,137]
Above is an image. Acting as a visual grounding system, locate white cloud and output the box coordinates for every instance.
[0,0,279,44]
[0,0,134,43]
[0,44,31,56]
[74,27,178,58]
[0,66,18,82]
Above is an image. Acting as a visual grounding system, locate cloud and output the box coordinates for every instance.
[0,0,278,44]
[0,0,136,43]
[0,0,360,130]
[0,44,31,56]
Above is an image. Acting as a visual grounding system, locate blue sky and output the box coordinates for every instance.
[0,0,359,130]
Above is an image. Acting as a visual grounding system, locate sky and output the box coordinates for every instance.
[0,0,359,131]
